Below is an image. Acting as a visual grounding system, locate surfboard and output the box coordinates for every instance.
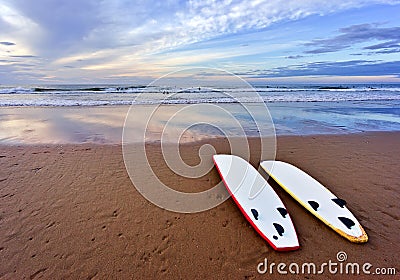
[213,155,299,251]
[260,160,368,243]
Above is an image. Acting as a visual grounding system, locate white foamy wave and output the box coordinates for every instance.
[0,99,135,107]
[1,94,399,107]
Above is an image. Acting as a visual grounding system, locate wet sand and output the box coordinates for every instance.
[0,132,399,279]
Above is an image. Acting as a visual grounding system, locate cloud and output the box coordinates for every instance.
[10,55,36,58]
[364,40,400,53]
[305,23,400,54]
[1,0,400,83]
[5,0,400,56]
[150,0,400,54]
[3,0,99,54]
[0,41,15,46]
[286,55,305,59]
[244,60,400,77]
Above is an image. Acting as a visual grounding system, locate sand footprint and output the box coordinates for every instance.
[29,268,47,280]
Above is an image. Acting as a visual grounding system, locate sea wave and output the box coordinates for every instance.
[1,85,400,94]
[0,84,399,106]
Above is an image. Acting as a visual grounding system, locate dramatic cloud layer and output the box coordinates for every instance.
[305,23,400,54]
[243,60,400,77]
[1,0,400,83]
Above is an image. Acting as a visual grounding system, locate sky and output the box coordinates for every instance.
[1,0,400,84]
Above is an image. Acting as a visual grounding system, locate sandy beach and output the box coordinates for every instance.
[0,132,399,279]
[2,0,400,278]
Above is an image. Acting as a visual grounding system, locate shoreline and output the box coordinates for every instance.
[1,132,399,279]
[0,130,398,145]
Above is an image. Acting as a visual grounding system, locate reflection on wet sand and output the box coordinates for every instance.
[0,106,128,144]
[0,101,399,144]
[0,104,275,144]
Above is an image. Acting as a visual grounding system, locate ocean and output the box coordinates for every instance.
[0,83,399,144]
[0,84,399,106]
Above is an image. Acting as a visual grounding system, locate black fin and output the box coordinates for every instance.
[251,209,259,220]
[338,217,355,229]
[277,207,288,218]
[308,200,320,211]
[273,223,285,236]
[332,198,347,208]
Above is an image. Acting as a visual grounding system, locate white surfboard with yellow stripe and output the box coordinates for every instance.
[260,160,368,243]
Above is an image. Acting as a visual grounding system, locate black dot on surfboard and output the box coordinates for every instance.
[273,235,278,240]
[277,207,288,218]
[308,200,320,211]
[332,198,347,208]
[273,223,285,236]
[251,209,259,220]
[338,217,355,229]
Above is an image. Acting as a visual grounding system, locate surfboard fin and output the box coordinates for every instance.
[308,200,319,211]
[332,198,347,208]
[273,223,285,236]
[338,217,355,229]
[251,209,259,220]
[277,207,288,218]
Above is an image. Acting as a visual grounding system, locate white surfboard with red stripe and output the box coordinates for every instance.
[213,155,299,251]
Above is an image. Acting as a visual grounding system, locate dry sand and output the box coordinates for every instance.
[0,132,399,279]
